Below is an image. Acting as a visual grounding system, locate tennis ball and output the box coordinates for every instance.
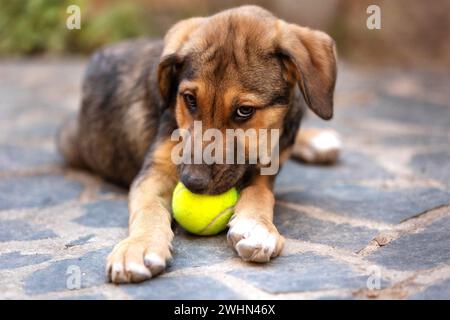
[172,182,239,236]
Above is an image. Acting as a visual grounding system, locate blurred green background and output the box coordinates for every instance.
[1,0,449,68]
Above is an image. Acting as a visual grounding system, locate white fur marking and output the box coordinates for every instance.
[229,218,277,262]
[127,262,151,277]
[144,253,166,276]
[310,131,342,153]
[111,262,126,281]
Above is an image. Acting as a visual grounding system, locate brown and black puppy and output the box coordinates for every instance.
[58,5,340,283]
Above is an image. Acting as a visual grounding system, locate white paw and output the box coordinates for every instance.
[227,218,284,263]
[295,129,342,164]
[106,237,170,283]
[310,130,342,153]
[144,252,166,276]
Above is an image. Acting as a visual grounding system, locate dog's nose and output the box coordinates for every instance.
[180,166,210,194]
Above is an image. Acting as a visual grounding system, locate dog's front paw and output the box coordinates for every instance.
[227,218,284,263]
[106,236,171,283]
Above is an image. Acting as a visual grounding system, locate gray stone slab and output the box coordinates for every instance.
[169,229,234,271]
[373,95,450,128]
[0,219,57,242]
[277,184,450,224]
[122,275,242,299]
[73,199,128,228]
[409,278,450,300]
[0,175,82,211]
[0,145,60,172]
[276,152,392,190]
[65,234,95,248]
[368,216,450,271]
[24,247,111,295]
[11,122,59,140]
[340,94,450,129]
[61,294,105,300]
[274,205,378,252]
[410,151,450,183]
[380,134,448,147]
[318,294,355,300]
[0,251,52,269]
[228,252,373,293]
[0,97,70,125]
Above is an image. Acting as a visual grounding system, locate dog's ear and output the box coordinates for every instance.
[158,17,206,102]
[277,21,337,120]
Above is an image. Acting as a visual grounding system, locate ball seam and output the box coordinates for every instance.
[198,205,235,235]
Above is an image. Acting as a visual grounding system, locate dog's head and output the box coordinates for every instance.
[158,5,337,194]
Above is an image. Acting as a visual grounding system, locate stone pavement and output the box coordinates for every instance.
[0,59,449,300]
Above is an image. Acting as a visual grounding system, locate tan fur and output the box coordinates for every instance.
[106,139,178,283]
[124,101,157,162]
[228,174,284,262]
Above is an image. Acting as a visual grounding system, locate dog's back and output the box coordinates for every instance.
[58,39,167,185]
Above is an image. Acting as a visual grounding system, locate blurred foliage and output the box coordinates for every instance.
[0,0,157,55]
[0,0,69,54]
[74,1,151,53]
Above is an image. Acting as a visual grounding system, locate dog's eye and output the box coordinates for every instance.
[234,106,255,121]
[183,93,197,112]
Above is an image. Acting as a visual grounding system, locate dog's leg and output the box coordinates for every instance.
[106,140,177,283]
[291,128,342,164]
[227,174,284,262]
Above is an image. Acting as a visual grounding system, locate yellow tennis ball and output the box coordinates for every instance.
[172,182,239,236]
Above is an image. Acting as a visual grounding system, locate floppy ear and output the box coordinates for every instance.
[277,21,337,120]
[158,17,206,102]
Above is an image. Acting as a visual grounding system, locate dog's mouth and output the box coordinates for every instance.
[178,163,248,195]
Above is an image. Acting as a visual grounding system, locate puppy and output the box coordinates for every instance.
[57,5,340,283]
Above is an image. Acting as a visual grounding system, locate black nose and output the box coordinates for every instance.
[180,166,210,194]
